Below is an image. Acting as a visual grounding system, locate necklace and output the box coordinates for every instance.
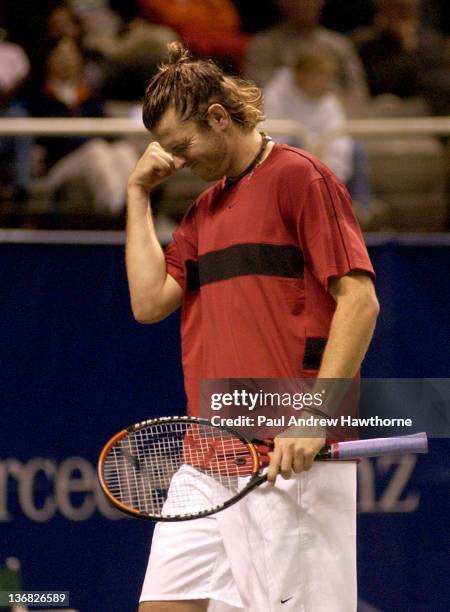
[224,132,272,189]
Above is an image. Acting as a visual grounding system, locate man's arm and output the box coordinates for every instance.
[126,142,184,323]
[267,271,379,482]
[316,271,379,378]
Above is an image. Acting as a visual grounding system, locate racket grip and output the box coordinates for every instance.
[324,432,428,460]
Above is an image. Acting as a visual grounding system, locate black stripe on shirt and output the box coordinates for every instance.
[303,337,327,370]
[196,243,304,287]
[186,259,200,291]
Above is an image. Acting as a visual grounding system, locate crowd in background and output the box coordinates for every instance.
[0,0,449,229]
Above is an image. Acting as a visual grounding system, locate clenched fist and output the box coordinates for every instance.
[128,141,186,193]
[267,422,326,483]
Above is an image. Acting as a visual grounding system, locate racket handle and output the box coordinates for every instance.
[320,432,428,460]
[255,433,428,464]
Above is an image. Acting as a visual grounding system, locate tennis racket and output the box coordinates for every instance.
[98,416,428,521]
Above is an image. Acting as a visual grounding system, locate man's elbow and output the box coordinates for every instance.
[340,284,380,324]
[130,281,181,324]
[359,289,380,323]
[131,301,167,324]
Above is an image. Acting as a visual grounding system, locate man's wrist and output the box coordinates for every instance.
[127,181,153,215]
[127,179,150,196]
[280,422,327,439]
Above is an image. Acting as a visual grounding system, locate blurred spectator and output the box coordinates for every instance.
[264,51,354,183]
[65,0,178,100]
[47,2,83,40]
[244,0,368,110]
[0,28,33,203]
[31,36,137,214]
[32,3,101,93]
[352,0,450,115]
[264,49,383,227]
[137,0,249,71]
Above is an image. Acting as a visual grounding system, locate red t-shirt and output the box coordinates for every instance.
[165,144,374,414]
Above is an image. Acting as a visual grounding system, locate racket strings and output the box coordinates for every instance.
[102,422,258,518]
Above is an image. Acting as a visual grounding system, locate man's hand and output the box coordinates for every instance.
[267,422,326,484]
[128,141,185,193]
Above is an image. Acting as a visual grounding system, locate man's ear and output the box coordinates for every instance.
[206,103,229,130]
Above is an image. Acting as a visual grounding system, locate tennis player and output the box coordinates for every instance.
[127,42,379,612]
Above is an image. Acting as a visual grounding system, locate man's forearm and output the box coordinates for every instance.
[307,288,379,419]
[318,293,379,379]
[125,183,167,322]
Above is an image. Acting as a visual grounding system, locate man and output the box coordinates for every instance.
[351,0,450,115]
[127,42,379,612]
[263,51,354,183]
[244,0,368,111]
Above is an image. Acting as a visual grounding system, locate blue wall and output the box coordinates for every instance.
[0,236,448,611]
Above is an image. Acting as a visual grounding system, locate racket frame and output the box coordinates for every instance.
[97,415,265,521]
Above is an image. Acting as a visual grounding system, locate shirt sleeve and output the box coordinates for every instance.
[297,175,374,288]
[164,202,198,291]
[165,238,185,289]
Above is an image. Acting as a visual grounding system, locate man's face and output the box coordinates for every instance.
[153,106,229,182]
[48,6,81,40]
[295,70,333,99]
[47,38,82,82]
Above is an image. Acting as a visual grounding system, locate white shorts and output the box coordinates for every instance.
[140,462,357,612]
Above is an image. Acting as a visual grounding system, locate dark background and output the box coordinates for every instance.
[0,236,449,611]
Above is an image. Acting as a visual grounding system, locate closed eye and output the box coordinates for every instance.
[171,139,192,156]
[172,147,187,156]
